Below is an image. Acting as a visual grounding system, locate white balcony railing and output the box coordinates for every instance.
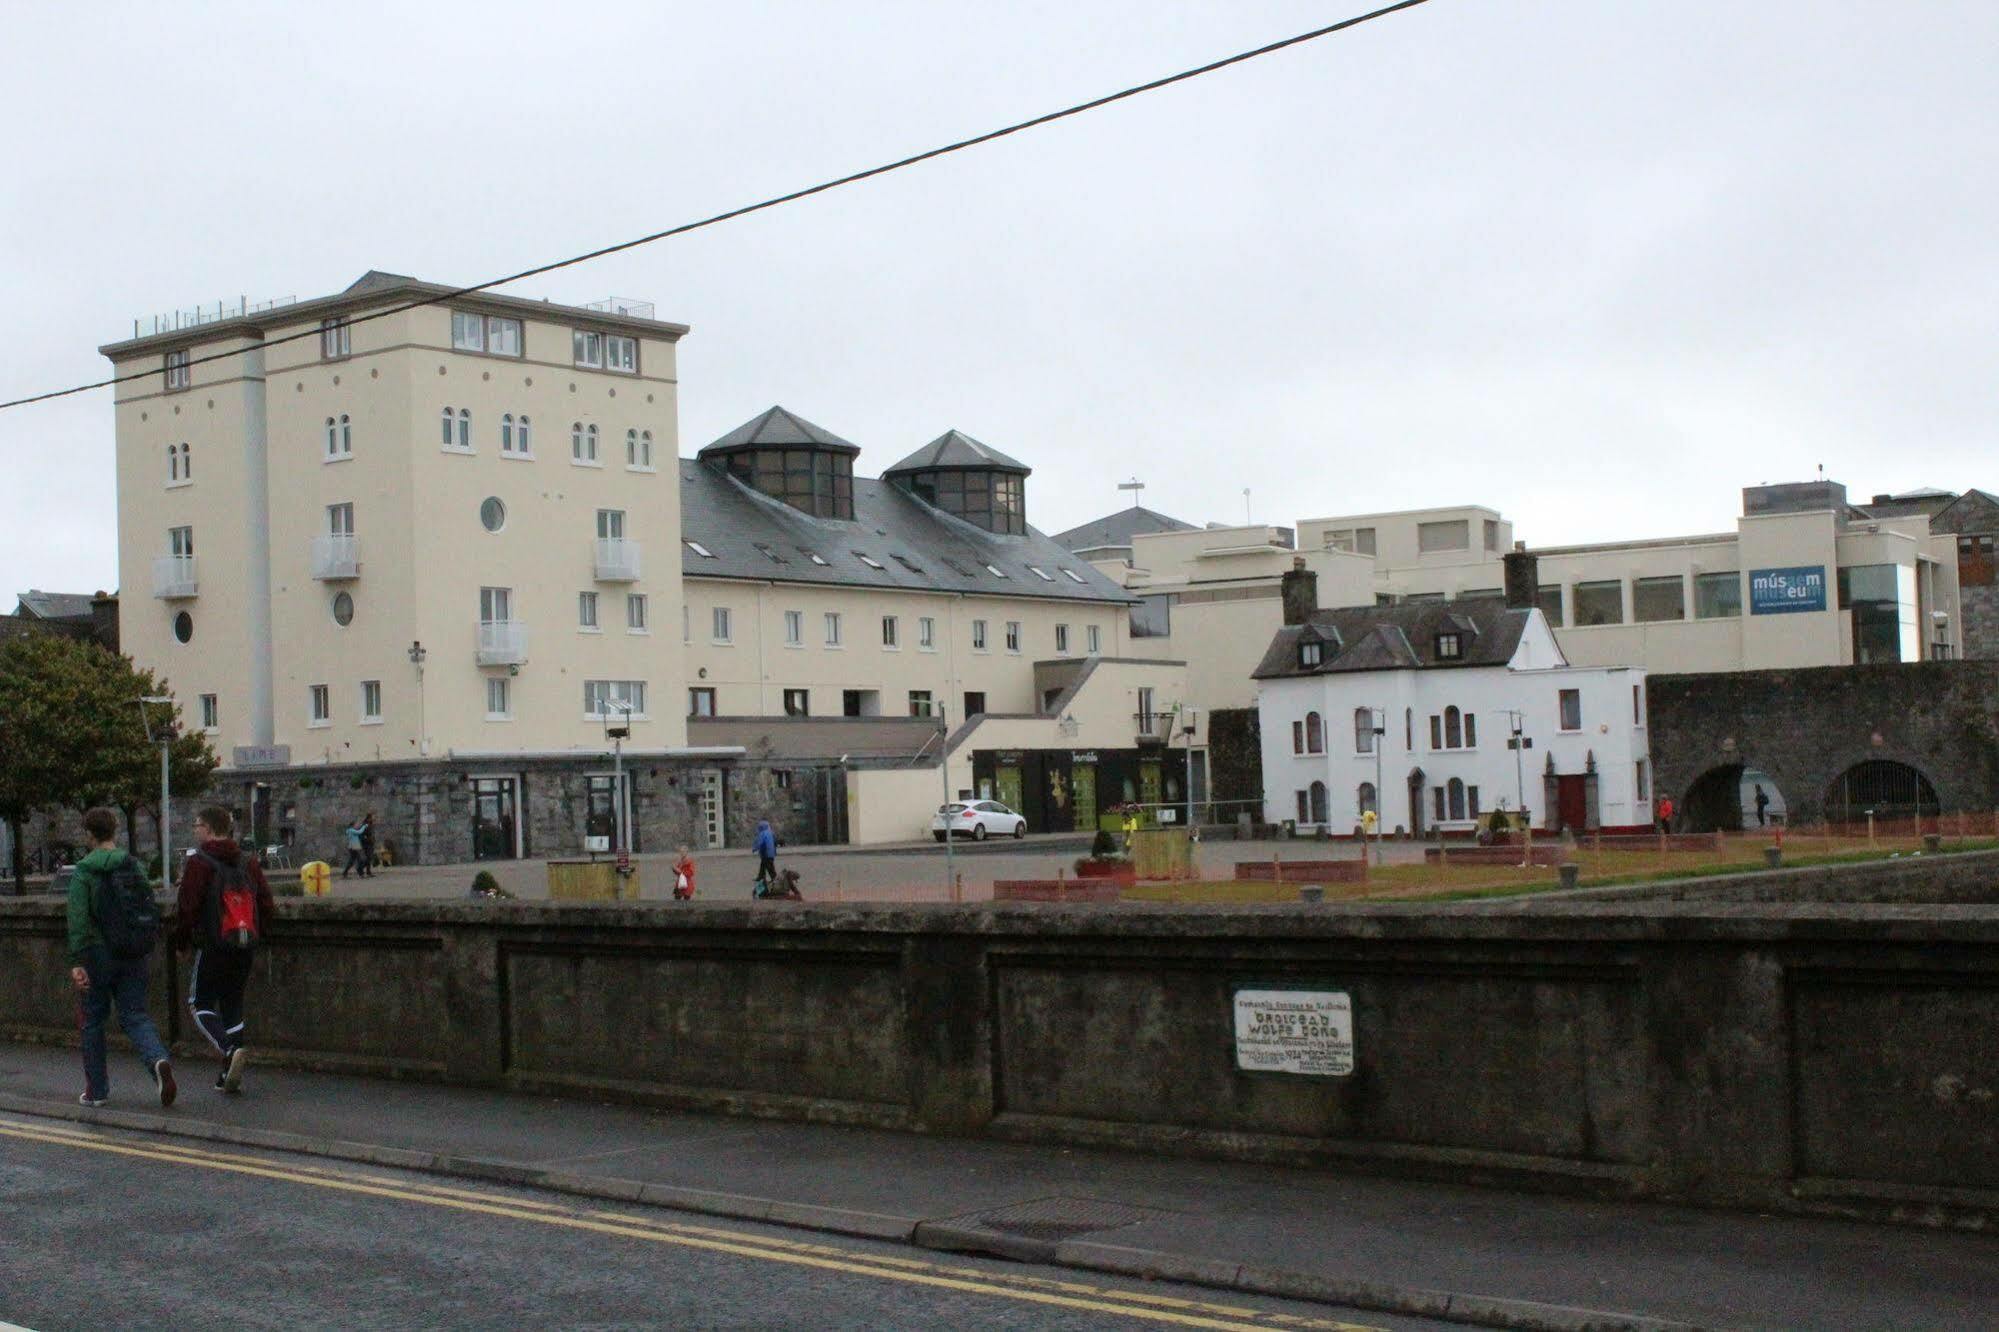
[151,555,198,599]
[594,537,642,582]
[311,534,360,580]
[476,619,529,666]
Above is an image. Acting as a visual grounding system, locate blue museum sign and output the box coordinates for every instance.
[1748,566,1827,615]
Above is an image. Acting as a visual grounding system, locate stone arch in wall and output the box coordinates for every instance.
[1681,764,1747,832]
[1822,759,1940,826]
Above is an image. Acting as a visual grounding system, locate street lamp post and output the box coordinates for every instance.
[1179,706,1199,838]
[1503,710,1534,868]
[602,700,632,858]
[1370,707,1386,866]
[407,641,428,757]
[135,696,176,889]
[938,703,954,898]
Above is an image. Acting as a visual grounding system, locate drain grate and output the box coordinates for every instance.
[973,1196,1167,1242]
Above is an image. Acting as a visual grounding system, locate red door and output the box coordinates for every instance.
[1556,775,1587,832]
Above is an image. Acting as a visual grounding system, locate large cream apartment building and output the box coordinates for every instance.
[106,272,690,765]
[103,278,1185,858]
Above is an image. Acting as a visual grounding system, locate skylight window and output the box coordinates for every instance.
[941,558,973,577]
[854,552,886,570]
[892,554,924,574]
[753,542,789,564]
[985,564,1009,579]
[798,549,830,566]
[684,540,717,558]
[1060,569,1087,584]
[1027,566,1055,582]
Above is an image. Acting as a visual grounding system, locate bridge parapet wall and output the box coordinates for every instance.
[5,853,1998,1227]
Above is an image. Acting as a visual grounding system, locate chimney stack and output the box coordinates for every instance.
[1281,556,1318,626]
[1503,542,1539,611]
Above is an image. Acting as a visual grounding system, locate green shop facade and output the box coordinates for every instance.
[969,746,1193,833]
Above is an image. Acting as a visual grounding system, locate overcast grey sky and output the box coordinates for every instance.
[3,1,1994,596]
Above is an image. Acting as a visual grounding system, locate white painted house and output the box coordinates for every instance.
[1252,568,1652,836]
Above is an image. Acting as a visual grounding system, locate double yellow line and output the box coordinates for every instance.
[0,1116,1381,1331]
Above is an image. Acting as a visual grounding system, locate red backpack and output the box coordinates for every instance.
[196,852,261,951]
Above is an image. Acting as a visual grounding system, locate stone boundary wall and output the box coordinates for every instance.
[1647,661,1999,825]
[4,853,1997,1227]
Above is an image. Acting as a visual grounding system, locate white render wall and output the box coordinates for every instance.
[1258,634,1650,834]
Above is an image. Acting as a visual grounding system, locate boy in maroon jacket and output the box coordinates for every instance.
[172,806,275,1094]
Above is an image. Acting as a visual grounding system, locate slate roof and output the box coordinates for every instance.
[1932,487,1999,534]
[698,406,860,457]
[14,590,96,621]
[679,460,1135,605]
[883,430,1030,476]
[1253,601,1533,680]
[1050,505,1199,555]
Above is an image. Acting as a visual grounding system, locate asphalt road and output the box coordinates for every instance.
[0,1117,1444,1331]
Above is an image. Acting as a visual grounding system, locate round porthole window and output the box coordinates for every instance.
[332,591,355,626]
[480,497,507,532]
[173,611,193,644]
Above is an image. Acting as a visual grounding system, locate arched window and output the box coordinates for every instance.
[1309,780,1329,825]
[333,416,344,455]
[572,422,584,459]
[456,408,470,449]
[180,443,190,479]
[501,413,514,452]
[341,414,352,452]
[1444,706,1462,749]
[519,415,531,453]
[440,408,454,446]
[639,429,653,467]
[585,424,599,460]
[1405,707,1413,751]
[1447,777,1466,821]
[1354,707,1375,754]
[166,445,178,481]
[1464,712,1477,748]
[626,428,638,465]
[1358,782,1377,818]
[1305,711,1324,754]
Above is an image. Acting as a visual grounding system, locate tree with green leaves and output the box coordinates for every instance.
[0,631,216,892]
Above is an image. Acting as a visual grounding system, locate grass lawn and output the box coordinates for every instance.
[1124,835,1999,904]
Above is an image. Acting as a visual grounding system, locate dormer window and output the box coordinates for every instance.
[1299,640,1324,668]
[698,408,859,520]
[883,430,1030,534]
[1436,632,1463,660]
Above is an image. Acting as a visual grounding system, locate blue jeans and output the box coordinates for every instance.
[79,951,171,1102]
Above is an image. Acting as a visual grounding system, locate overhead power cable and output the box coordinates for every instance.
[0,0,1431,413]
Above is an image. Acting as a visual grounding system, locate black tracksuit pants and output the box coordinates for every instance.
[188,948,255,1055]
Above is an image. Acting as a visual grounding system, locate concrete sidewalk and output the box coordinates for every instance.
[0,1041,1988,1331]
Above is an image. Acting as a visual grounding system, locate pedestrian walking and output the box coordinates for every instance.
[173,806,275,1095]
[358,811,377,878]
[340,817,367,879]
[672,845,697,900]
[1656,795,1675,835]
[68,807,175,1108]
[751,819,777,895]
[1753,784,1770,828]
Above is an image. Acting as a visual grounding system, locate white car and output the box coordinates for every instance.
[931,800,1028,841]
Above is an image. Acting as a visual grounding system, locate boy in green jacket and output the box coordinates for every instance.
[68,807,176,1108]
